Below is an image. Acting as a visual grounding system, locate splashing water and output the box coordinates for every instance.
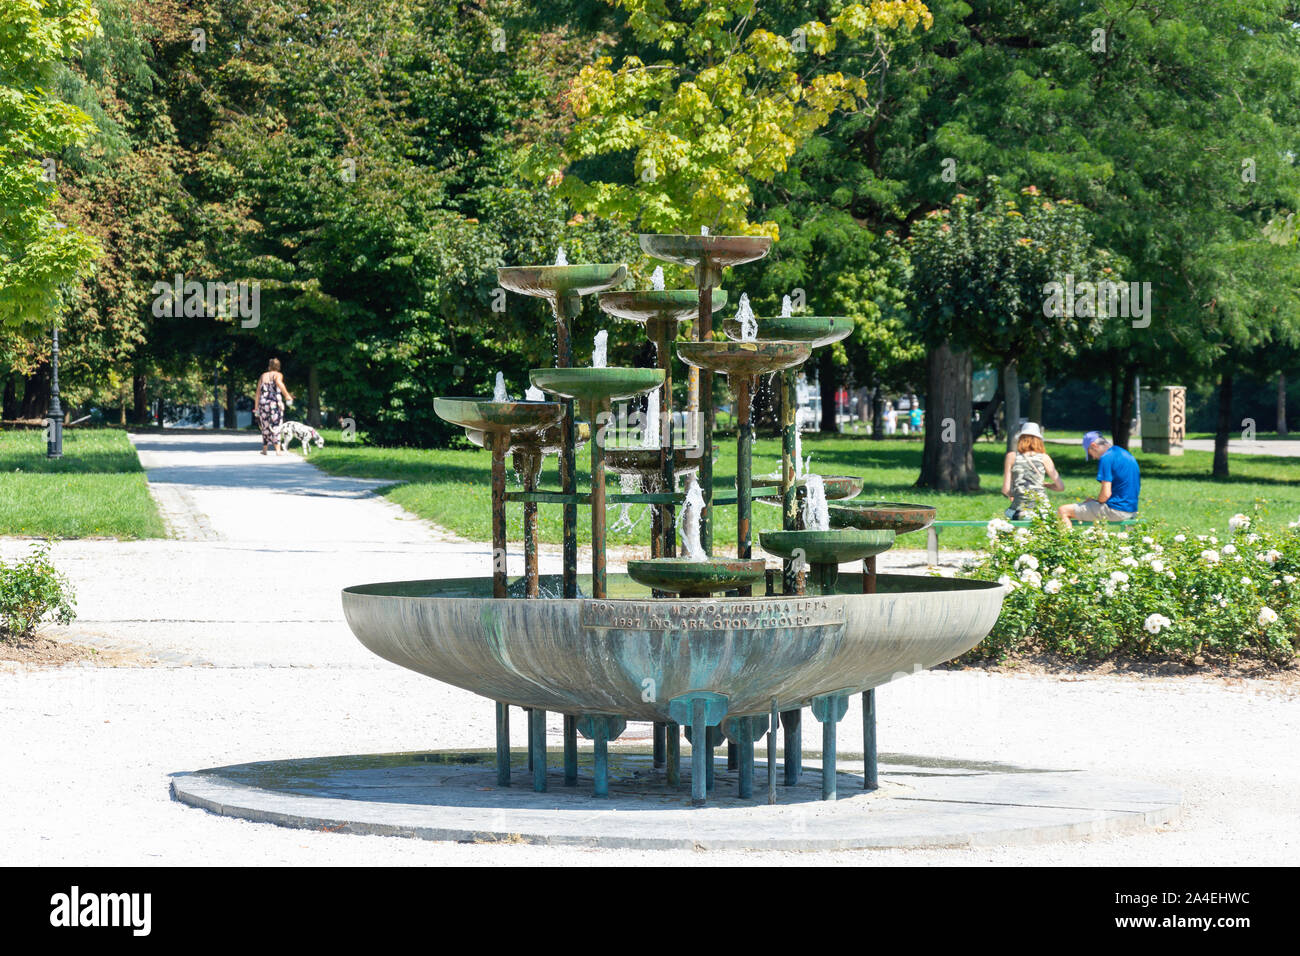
[781,294,793,317]
[610,473,644,533]
[736,293,757,342]
[554,247,568,266]
[493,372,508,402]
[678,476,706,561]
[793,428,804,477]
[700,226,710,236]
[802,473,829,531]
[651,267,665,291]
[525,385,545,402]
[592,330,608,368]
[641,387,660,448]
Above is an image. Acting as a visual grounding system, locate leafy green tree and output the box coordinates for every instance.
[0,0,103,331]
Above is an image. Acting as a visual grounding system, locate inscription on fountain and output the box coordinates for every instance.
[582,598,844,631]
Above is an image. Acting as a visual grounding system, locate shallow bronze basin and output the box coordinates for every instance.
[723,315,854,349]
[434,398,564,435]
[828,501,938,535]
[605,447,701,477]
[496,263,627,299]
[598,289,727,324]
[752,475,864,502]
[529,368,665,405]
[760,529,896,565]
[638,235,772,272]
[676,341,811,379]
[626,558,767,596]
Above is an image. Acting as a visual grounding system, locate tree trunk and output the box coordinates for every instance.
[1002,359,1020,451]
[1115,365,1138,449]
[871,381,884,439]
[20,368,49,419]
[308,365,322,428]
[1108,364,1119,439]
[132,373,148,425]
[1,376,15,421]
[1279,371,1289,439]
[1213,371,1232,479]
[226,383,237,430]
[818,350,837,433]
[1028,381,1044,429]
[917,342,979,491]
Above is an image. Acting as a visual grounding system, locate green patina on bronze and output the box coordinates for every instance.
[604,447,701,477]
[626,557,767,596]
[529,367,665,404]
[828,500,938,535]
[759,529,896,565]
[496,263,628,300]
[597,288,727,324]
[676,340,812,385]
[433,397,564,435]
[722,315,854,348]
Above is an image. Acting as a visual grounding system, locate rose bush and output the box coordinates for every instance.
[0,543,76,643]
[961,508,1298,662]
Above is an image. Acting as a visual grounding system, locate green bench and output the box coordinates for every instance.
[925,518,1139,564]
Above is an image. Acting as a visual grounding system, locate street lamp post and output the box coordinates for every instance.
[47,323,63,459]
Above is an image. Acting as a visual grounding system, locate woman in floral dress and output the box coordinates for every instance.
[255,358,293,455]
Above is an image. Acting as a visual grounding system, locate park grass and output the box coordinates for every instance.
[0,428,165,539]
[304,428,1300,552]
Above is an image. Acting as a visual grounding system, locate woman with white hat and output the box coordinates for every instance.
[1001,422,1064,519]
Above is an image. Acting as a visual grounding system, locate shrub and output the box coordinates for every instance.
[961,506,1298,663]
[0,543,77,643]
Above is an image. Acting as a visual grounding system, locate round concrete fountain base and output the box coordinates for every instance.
[171,749,1179,851]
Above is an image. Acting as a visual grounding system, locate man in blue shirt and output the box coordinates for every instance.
[1057,430,1140,528]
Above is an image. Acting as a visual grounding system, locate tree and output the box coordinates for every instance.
[0,0,103,331]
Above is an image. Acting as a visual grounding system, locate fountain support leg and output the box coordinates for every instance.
[653,722,666,768]
[781,369,798,594]
[811,692,850,801]
[863,689,879,790]
[768,700,778,804]
[666,722,680,786]
[555,292,580,599]
[695,268,714,555]
[669,691,727,807]
[495,702,510,787]
[736,719,754,799]
[530,708,547,792]
[563,715,578,786]
[655,318,676,558]
[489,433,509,599]
[514,446,543,598]
[736,375,754,597]
[691,700,707,806]
[862,555,877,595]
[577,715,626,798]
[727,742,738,771]
[589,398,609,599]
[782,709,802,785]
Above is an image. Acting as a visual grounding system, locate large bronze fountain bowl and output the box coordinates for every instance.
[828,500,938,535]
[341,572,1004,722]
[723,315,854,349]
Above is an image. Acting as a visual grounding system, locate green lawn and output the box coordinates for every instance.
[0,428,165,539]
[306,429,1300,551]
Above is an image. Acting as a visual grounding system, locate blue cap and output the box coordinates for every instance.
[1082,430,1104,460]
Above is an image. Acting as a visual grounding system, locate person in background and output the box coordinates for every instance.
[254,358,293,455]
[884,401,897,435]
[909,404,923,435]
[1058,430,1141,528]
[1001,422,1064,519]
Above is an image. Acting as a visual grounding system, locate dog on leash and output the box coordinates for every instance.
[276,421,325,455]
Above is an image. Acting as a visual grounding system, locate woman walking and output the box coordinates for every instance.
[255,358,293,455]
[1001,422,1064,519]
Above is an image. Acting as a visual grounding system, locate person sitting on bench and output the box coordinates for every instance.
[1001,422,1063,519]
[1058,430,1140,528]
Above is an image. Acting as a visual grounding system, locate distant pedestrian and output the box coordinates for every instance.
[1058,431,1141,528]
[1001,422,1064,519]
[255,358,294,456]
[909,405,923,434]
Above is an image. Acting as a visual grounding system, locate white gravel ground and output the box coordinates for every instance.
[1,432,1296,865]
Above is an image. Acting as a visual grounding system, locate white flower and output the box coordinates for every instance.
[1245,533,1261,544]
[1120,556,1139,567]
[1044,579,1062,594]
[1285,575,1296,585]
[1144,613,1172,635]
[1014,528,1030,542]
[1221,543,1237,555]
[987,518,1014,538]
[1142,536,1154,545]
[1260,549,1282,565]
[1174,534,1186,543]
[1019,569,1042,588]
[1209,537,1219,545]
[1228,513,1251,532]
[1200,550,1220,564]
[1166,570,1176,580]
[1052,566,1065,576]
[1258,606,1279,626]
[1151,560,1165,573]
[1116,532,1129,540]
[997,574,1019,591]
[1140,552,1157,563]
[1241,576,1252,586]
[1109,570,1130,583]
[1015,554,1039,571]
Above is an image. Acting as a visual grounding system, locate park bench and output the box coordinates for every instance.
[926,517,1139,564]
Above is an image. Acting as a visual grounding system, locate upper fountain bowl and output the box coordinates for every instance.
[723,315,854,349]
[496,263,627,299]
[639,235,773,270]
[433,398,564,435]
[760,529,896,565]
[828,500,937,535]
[529,367,665,405]
[677,341,812,379]
[626,558,767,597]
[598,289,727,324]
[753,474,864,502]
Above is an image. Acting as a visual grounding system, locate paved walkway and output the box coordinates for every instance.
[1048,436,1300,457]
[0,432,1296,864]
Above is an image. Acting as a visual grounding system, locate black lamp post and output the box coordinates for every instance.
[47,323,63,459]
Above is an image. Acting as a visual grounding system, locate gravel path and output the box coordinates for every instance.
[1,431,1296,865]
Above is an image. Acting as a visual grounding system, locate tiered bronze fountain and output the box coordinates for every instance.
[343,234,1004,807]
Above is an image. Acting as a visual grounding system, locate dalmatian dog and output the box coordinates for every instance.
[276,421,325,455]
